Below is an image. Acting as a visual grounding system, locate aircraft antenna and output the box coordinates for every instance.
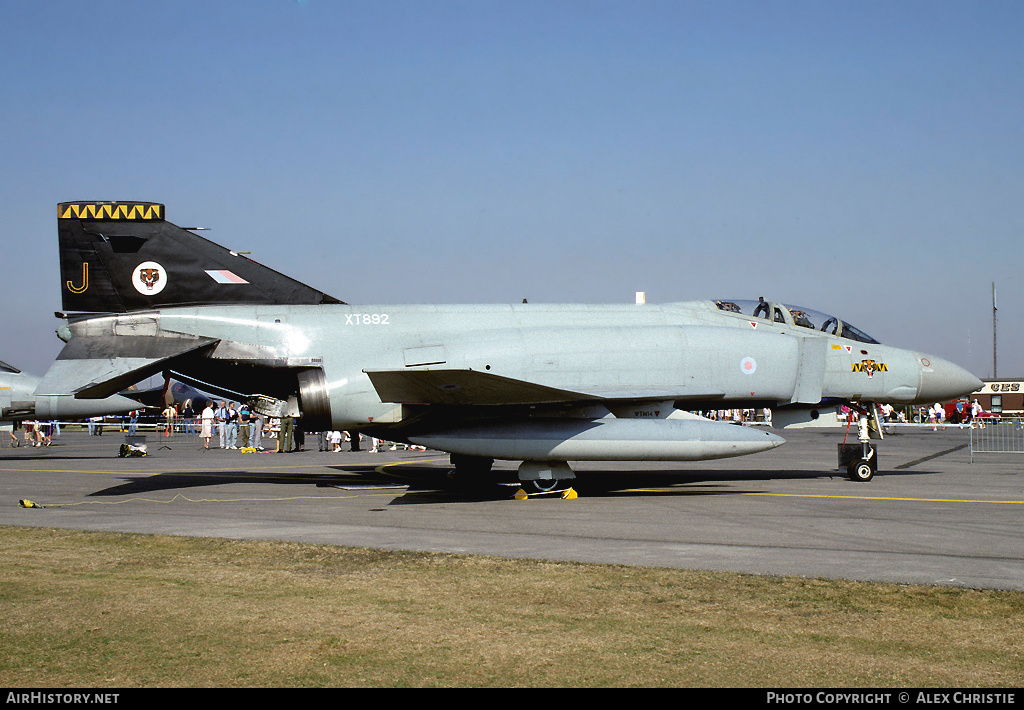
[992,282,997,378]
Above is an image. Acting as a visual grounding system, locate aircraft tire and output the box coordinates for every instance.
[520,478,566,494]
[847,460,875,482]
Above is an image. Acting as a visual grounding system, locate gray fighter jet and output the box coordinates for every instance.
[39,202,982,488]
[1,359,137,424]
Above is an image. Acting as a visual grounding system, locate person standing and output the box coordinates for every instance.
[161,405,176,437]
[279,415,294,453]
[238,402,251,448]
[226,402,238,449]
[183,400,196,436]
[251,412,264,450]
[216,401,228,448]
[200,402,215,449]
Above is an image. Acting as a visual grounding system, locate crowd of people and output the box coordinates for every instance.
[696,402,994,429]
[7,419,59,447]
[153,399,285,451]
[701,408,772,423]
[317,429,426,453]
[5,397,420,453]
[8,397,1000,451]
[134,399,420,453]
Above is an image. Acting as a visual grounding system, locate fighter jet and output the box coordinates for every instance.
[1,358,137,424]
[39,202,982,488]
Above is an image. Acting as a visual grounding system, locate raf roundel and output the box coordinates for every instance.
[132,261,167,296]
[740,357,757,375]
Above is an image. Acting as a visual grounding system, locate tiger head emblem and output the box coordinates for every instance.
[138,267,160,290]
[131,261,168,296]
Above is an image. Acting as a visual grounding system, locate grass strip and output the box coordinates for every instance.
[1,525,1021,687]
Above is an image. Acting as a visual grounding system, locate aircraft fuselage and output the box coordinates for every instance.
[58,299,976,436]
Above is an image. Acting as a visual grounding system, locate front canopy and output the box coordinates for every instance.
[714,299,879,344]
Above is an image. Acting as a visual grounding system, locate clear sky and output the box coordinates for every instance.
[1,0,1021,379]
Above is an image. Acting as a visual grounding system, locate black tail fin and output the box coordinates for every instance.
[58,201,343,313]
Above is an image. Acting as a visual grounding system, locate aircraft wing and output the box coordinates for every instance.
[364,368,724,407]
[36,335,219,400]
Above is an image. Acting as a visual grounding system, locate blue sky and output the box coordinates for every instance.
[1,0,1021,378]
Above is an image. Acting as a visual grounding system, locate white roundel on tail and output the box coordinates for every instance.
[132,261,167,295]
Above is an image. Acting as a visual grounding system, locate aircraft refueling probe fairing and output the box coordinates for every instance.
[40,202,982,489]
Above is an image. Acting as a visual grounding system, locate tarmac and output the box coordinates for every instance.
[1,423,1022,591]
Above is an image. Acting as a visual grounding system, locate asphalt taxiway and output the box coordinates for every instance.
[1,425,1021,590]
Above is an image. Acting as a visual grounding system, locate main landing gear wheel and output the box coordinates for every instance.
[847,459,875,482]
[516,461,576,495]
[520,478,566,494]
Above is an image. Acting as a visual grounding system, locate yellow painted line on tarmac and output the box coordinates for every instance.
[19,477,410,509]
[588,485,1024,506]
[1,465,362,476]
[11,456,453,509]
[1,467,146,475]
[14,455,1020,507]
[29,491,403,509]
[745,491,1024,505]
[0,456,450,478]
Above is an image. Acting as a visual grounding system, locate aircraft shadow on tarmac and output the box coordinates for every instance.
[85,461,943,502]
[341,465,943,504]
[87,465,399,498]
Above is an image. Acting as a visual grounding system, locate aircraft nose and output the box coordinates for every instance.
[917,356,983,403]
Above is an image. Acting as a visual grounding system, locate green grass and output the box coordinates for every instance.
[1,526,1021,687]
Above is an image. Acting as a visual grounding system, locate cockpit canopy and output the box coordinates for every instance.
[714,298,879,344]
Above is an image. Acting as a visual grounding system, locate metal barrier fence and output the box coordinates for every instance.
[970,417,1024,463]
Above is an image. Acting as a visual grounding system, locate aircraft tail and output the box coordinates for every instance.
[58,201,343,313]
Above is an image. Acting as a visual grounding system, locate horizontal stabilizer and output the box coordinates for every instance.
[365,368,726,407]
[37,335,219,399]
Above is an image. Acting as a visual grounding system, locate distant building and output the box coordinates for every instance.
[969,380,1023,416]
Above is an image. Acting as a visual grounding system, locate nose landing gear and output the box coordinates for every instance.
[838,405,880,482]
[846,450,877,482]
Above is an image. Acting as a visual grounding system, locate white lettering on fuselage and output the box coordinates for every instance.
[344,314,390,325]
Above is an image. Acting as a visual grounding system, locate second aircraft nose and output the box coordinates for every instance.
[917,356,983,403]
